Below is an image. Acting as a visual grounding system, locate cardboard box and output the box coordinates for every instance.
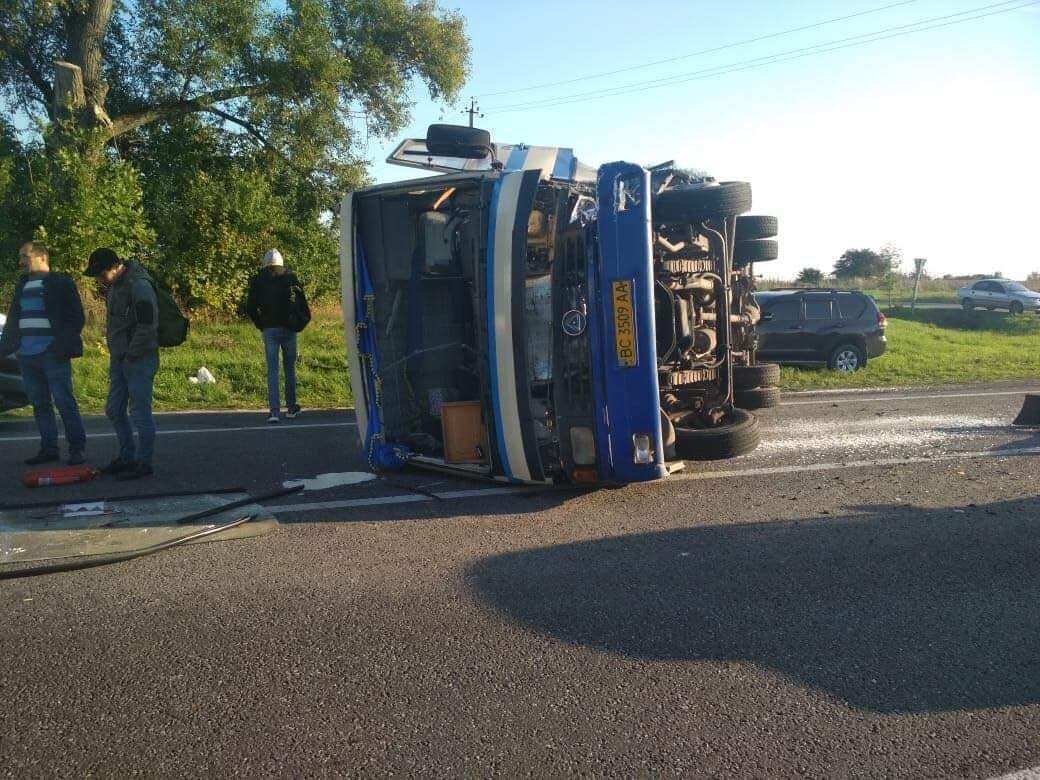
[441,401,487,464]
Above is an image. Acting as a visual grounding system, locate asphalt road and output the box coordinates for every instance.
[2,383,1040,777]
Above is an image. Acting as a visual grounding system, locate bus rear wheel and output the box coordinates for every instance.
[675,408,760,460]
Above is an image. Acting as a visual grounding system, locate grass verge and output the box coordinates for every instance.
[779,309,1040,391]
[6,307,1038,414]
[56,311,351,413]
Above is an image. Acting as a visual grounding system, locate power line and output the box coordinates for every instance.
[483,0,1036,115]
[477,0,924,99]
[485,0,1031,112]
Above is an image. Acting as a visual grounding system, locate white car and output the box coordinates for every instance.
[957,279,1040,314]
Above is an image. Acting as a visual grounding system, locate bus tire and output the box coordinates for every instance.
[675,408,761,460]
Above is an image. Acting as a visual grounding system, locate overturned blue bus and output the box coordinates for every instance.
[339,125,779,485]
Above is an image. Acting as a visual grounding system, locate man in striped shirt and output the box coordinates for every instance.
[0,242,87,465]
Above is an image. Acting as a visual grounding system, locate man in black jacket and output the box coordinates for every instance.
[85,247,161,480]
[244,249,308,423]
[0,241,87,464]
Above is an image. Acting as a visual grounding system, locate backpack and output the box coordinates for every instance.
[153,280,190,347]
[121,266,189,348]
[285,278,311,333]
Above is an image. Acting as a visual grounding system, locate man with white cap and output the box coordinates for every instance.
[244,248,310,423]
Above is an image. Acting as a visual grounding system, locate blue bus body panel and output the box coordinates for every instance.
[589,162,666,483]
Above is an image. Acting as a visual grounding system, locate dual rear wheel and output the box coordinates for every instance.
[667,362,780,461]
[732,363,781,410]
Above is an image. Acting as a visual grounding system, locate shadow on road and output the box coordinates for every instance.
[468,497,1040,714]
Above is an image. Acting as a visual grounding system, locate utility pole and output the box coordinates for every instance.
[464,97,482,128]
[911,258,927,315]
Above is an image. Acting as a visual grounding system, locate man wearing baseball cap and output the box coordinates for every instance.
[85,247,160,480]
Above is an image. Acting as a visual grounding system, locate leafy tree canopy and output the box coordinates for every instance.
[0,0,469,307]
[833,248,890,280]
[796,267,823,286]
[1,0,468,166]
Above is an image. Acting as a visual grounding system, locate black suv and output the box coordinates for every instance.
[754,289,887,372]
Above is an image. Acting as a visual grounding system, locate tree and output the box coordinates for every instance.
[0,0,470,306]
[1,0,469,167]
[796,267,823,286]
[877,242,903,308]
[135,116,342,310]
[833,248,888,280]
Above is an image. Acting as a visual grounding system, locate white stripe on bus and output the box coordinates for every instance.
[338,192,368,445]
[491,173,532,482]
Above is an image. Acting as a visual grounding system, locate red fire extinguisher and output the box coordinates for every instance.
[23,465,99,488]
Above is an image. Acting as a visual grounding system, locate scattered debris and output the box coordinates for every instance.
[188,366,217,386]
[282,472,377,492]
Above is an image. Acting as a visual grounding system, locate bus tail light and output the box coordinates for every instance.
[570,467,599,484]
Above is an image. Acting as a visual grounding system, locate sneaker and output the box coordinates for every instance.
[267,414,281,424]
[25,450,59,466]
[286,405,302,420]
[101,457,136,475]
[117,462,154,481]
[67,451,86,466]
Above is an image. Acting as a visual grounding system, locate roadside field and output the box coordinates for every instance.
[863,290,953,305]
[758,278,962,306]
[780,309,1040,390]
[6,306,1039,414]
[65,308,353,413]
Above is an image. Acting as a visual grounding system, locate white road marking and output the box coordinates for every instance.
[782,386,912,396]
[784,389,1035,406]
[0,421,355,444]
[675,446,1040,481]
[139,407,353,416]
[267,447,1040,515]
[267,486,530,514]
[283,472,377,491]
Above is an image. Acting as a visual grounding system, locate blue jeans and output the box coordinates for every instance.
[106,353,159,465]
[18,352,87,455]
[263,328,297,416]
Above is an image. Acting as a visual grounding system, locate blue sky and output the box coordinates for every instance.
[365,0,1040,281]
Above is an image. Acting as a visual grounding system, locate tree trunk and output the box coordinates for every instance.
[51,0,114,150]
[53,61,86,120]
[51,60,108,163]
[65,0,113,113]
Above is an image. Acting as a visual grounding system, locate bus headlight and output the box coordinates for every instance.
[632,433,653,464]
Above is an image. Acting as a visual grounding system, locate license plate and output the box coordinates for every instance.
[612,280,638,367]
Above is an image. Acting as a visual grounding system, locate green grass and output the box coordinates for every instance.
[863,290,954,306]
[758,278,963,306]
[779,309,1040,391]
[60,311,352,413]
[9,306,1038,414]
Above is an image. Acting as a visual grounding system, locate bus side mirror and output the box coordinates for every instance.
[425,124,493,160]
